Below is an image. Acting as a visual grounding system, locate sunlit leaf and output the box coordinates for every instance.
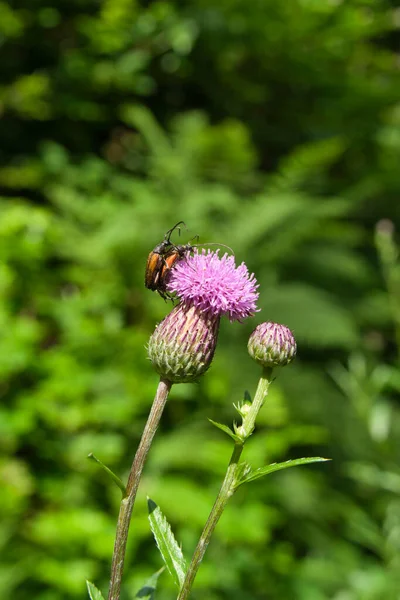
[147,498,187,588]
[208,419,241,442]
[86,581,105,600]
[237,457,330,487]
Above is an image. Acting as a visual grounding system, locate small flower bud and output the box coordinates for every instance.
[236,402,252,417]
[248,322,297,368]
[148,303,220,383]
[234,424,246,437]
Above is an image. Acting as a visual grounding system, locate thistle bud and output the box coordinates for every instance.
[248,322,296,368]
[148,303,220,383]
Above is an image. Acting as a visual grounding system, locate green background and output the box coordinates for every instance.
[1,1,400,598]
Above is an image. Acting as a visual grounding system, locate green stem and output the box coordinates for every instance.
[177,367,273,600]
[177,443,244,600]
[241,367,273,437]
[108,377,173,600]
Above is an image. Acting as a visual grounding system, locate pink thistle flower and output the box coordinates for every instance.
[166,249,259,322]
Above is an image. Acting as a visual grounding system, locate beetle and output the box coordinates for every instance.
[145,222,233,300]
[145,221,196,299]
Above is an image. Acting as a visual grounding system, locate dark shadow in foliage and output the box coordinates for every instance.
[135,568,164,600]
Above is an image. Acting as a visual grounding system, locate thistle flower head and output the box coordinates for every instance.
[248,322,297,368]
[148,248,258,383]
[167,249,259,321]
[148,303,219,383]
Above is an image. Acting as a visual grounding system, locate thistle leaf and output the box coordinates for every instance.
[147,498,187,588]
[86,581,105,600]
[237,457,330,487]
[87,453,126,497]
[208,419,241,442]
[135,568,165,598]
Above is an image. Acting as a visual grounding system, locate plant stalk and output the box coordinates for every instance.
[108,377,173,600]
[177,367,273,600]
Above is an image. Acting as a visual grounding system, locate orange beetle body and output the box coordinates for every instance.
[145,241,173,292]
[145,222,194,299]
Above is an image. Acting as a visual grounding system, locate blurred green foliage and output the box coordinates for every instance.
[1,0,400,599]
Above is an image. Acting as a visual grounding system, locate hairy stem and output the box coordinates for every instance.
[108,377,172,600]
[177,367,273,600]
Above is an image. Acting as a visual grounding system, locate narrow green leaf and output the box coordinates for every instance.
[236,461,252,482]
[208,419,241,442]
[237,457,330,487]
[135,567,165,599]
[87,453,126,497]
[86,581,105,600]
[147,498,187,588]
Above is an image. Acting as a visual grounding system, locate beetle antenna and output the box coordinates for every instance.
[196,242,235,254]
[164,221,186,243]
